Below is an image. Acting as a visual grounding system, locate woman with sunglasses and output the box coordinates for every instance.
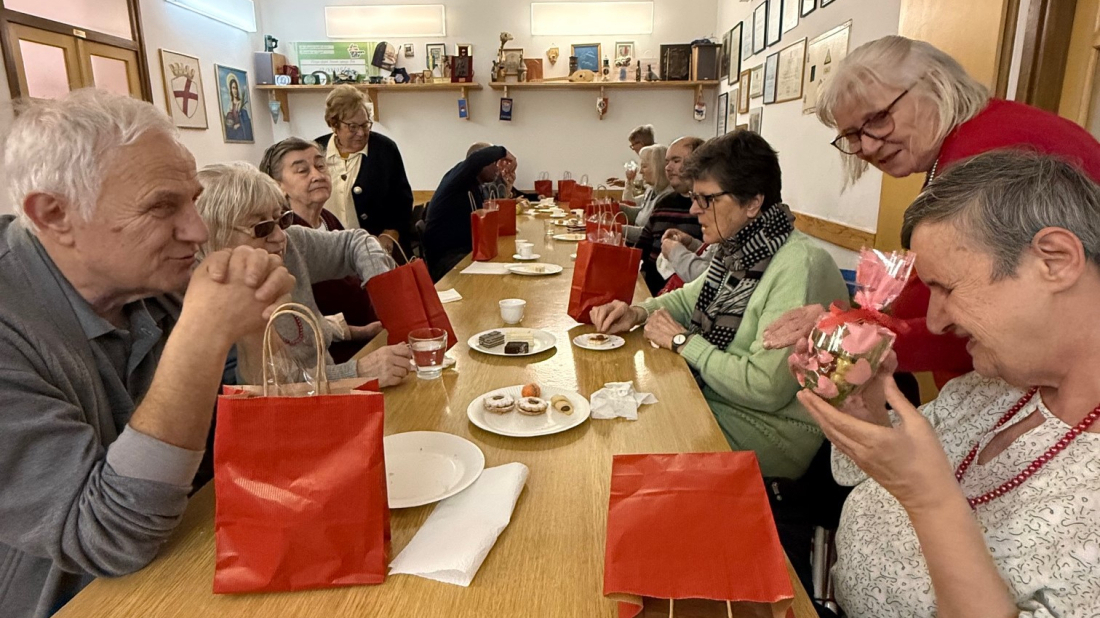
[589,131,849,478]
[763,35,1100,389]
[195,162,411,387]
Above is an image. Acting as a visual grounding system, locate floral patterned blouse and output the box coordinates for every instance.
[832,372,1100,618]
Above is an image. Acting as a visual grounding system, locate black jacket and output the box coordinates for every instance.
[423,145,508,281]
[314,132,413,251]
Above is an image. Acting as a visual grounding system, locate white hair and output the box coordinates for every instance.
[3,88,180,229]
[195,161,287,258]
[639,144,669,194]
[816,36,990,186]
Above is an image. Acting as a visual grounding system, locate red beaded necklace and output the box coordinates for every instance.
[955,387,1100,509]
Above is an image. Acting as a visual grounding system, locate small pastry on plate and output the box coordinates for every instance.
[483,393,516,414]
[517,396,549,415]
[479,330,505,348]
[521,383,541,398]
[588,333,609,345]
[550,395,573,414]
[504,341,529,355]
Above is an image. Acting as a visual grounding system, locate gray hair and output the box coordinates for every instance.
[628,124,655,145]
[639,144,670,194]
[817,36,990,186]
[195,162,288,257]
[3,88,179,229]
[902,150,1100,280]
[259,137,323,181]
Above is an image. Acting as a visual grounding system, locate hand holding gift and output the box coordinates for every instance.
[789,249,916,406]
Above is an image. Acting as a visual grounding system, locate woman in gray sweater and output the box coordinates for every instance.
[195,162,412,387]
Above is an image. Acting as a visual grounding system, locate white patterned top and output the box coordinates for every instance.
[832,372,1100,618]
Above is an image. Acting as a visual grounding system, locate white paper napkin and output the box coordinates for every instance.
[590,381,658,421]
[388,463,529,586]
[460,262,511,275]
[655,254,676,279]
[438,288,463,303]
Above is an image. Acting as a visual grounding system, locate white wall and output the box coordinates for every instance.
[260,0,719,191]
[717,0,901,269]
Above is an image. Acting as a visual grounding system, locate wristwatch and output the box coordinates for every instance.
[671,333,689,354]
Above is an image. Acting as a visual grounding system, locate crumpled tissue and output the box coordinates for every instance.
[590,381,658,421]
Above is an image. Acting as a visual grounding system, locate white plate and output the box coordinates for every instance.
[512,253,541,260]
[572,333,625,350]
[468,327,557,357]
[467,385,590,438]
[508,263,563,276]
[553,233,585,242]
[549,213,568,218]
[384,431,485,508]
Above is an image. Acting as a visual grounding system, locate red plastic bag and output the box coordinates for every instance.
[567,240,640,324]
[559,172,576,203]
[534,172,553,198]
[214,304,390,595]
[603,453,794,618]
[367,258,458,350]
[471,208,499,261]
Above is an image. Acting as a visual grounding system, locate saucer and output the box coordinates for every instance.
[512,253,541,260]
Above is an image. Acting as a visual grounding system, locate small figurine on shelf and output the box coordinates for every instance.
[635,63,642,82]
[497,32,514,68]
[491,61,502,82]
[601,56,611,81]
[547,46,560,65]
[518,63,528,82]
[264,35,279,53]
[646,64,659,82]
[569,55,579,76]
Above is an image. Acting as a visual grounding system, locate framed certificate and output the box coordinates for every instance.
[749,63,765,98]
[742,20,753,61]
[738,69,752,113]
[766,0,783,47]
[753,2,768,54]
[728,23,743,85]
[803,21,851,114]
[801,0,816,16]
[775,37,807,103]
[763,52,779,104]
[782,0,800,34]
[717,92,729,136]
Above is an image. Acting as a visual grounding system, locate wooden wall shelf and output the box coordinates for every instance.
[487,80,720,91]
[255,82,483,122]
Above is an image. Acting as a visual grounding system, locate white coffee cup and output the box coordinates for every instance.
[499,298,526,324]
[517,242,534,258]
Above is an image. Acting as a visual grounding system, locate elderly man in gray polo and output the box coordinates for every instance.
[0,90,295,618]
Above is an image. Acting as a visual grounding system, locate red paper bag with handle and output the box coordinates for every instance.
[586,211,626,245]
[570,174,594,210]
[567,239,640,324]
[366,244,458,350]
[585,200,619,220]
[214,304,390,594]
[603,452,794,618]
[493,198,517,236]
[471,207,499,261]
[559,171,576,202]
[534,171,553,198]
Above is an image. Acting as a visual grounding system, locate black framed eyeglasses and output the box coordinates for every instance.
[689,191,733,210]
[339,121,372,134]
[236,210,294,239]
[830,88,912,155]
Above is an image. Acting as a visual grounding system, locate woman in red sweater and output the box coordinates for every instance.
[763,35,1100,387]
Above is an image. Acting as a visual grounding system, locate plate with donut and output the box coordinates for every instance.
[467,383,590,437]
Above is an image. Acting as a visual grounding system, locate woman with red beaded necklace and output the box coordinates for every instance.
[797,151,1100,618]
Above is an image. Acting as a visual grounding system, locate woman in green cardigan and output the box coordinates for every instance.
[591,131,849,478]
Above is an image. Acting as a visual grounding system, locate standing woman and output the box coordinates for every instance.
[621,144,671,245]
[763,35,1100,387]
[315,85,414,258]
[620,124,656,201]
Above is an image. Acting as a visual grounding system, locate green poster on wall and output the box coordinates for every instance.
[294,41,381,80]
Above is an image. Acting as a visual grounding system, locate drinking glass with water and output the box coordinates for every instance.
[408,328,448,379]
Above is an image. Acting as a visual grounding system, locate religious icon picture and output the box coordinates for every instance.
[159,49,207,130]
[426,43,447,75]
[215,64,253,143]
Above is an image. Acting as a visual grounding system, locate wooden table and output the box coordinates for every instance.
[57,214,816,618]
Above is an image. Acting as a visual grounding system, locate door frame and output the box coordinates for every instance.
[0,0,152,100]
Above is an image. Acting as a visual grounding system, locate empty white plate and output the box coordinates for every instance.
[383,431,485,509]
[508,263,563,276]
[467,328,557,357]
[572,333,625,350]
[467,385,590,437]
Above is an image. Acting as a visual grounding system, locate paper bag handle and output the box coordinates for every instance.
[468,192,478,213]
[562,171,573,180]
[539,171,549,180]
[580,173,589,185]
[378,233,411,263]
[261,302,329,396]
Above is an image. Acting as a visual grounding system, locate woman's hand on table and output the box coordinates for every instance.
[356,343,413,387]
[591,300,646,334]
[761,303,827,349]
[644,309,688,350]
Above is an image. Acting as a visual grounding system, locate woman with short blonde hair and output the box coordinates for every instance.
[622,144,672,245]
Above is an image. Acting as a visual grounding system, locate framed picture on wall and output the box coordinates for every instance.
[717,92,728,136]
[615,41,635,61]
[803,20,851,114]
[727,87,738,131]
[502,48,524,75]
[660,44,692,81]
[782,0,800,33]
[159,49,207,130]
[821,0,836,5]
[775,37,807,103]
[728,23,743,85]
[749,107,763,133]
[766,0,783,47]
[749,63,765,97]
[214,64,253,143]
[738,69,752,112]
[721,30,732,83]
[752,2,767,54]
[426,43,447,73]
[741,20,753,61]
[801,0,816,16]
[763,52,779,104]
[572,43,602,72]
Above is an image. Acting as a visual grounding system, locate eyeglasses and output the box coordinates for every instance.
[340,121,372,134]
[689,191,733,210]
[830,88,912,155]
[236,210,294,239]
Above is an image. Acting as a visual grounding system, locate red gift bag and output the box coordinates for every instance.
[586,211,626,245]
[570,174,594,210]
[214,304,390,595]
[567,240,641,324]
[534,171,553,198]
[559,172,576,203]
[367,257,458,350]
[493,198,517,236]
[471,208,499,261]
[584,200,619,220]
[603,453,794,618]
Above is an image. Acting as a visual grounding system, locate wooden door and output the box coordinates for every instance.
[1059,0,1100,135]
[6,22,83,98]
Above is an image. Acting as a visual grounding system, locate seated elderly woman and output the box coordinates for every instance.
[195,162,412,386]
[799,151,1100,618]
[590,131,849,478]
[621,144,671,244]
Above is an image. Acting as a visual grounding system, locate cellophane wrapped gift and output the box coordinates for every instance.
[791,249,915,406]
